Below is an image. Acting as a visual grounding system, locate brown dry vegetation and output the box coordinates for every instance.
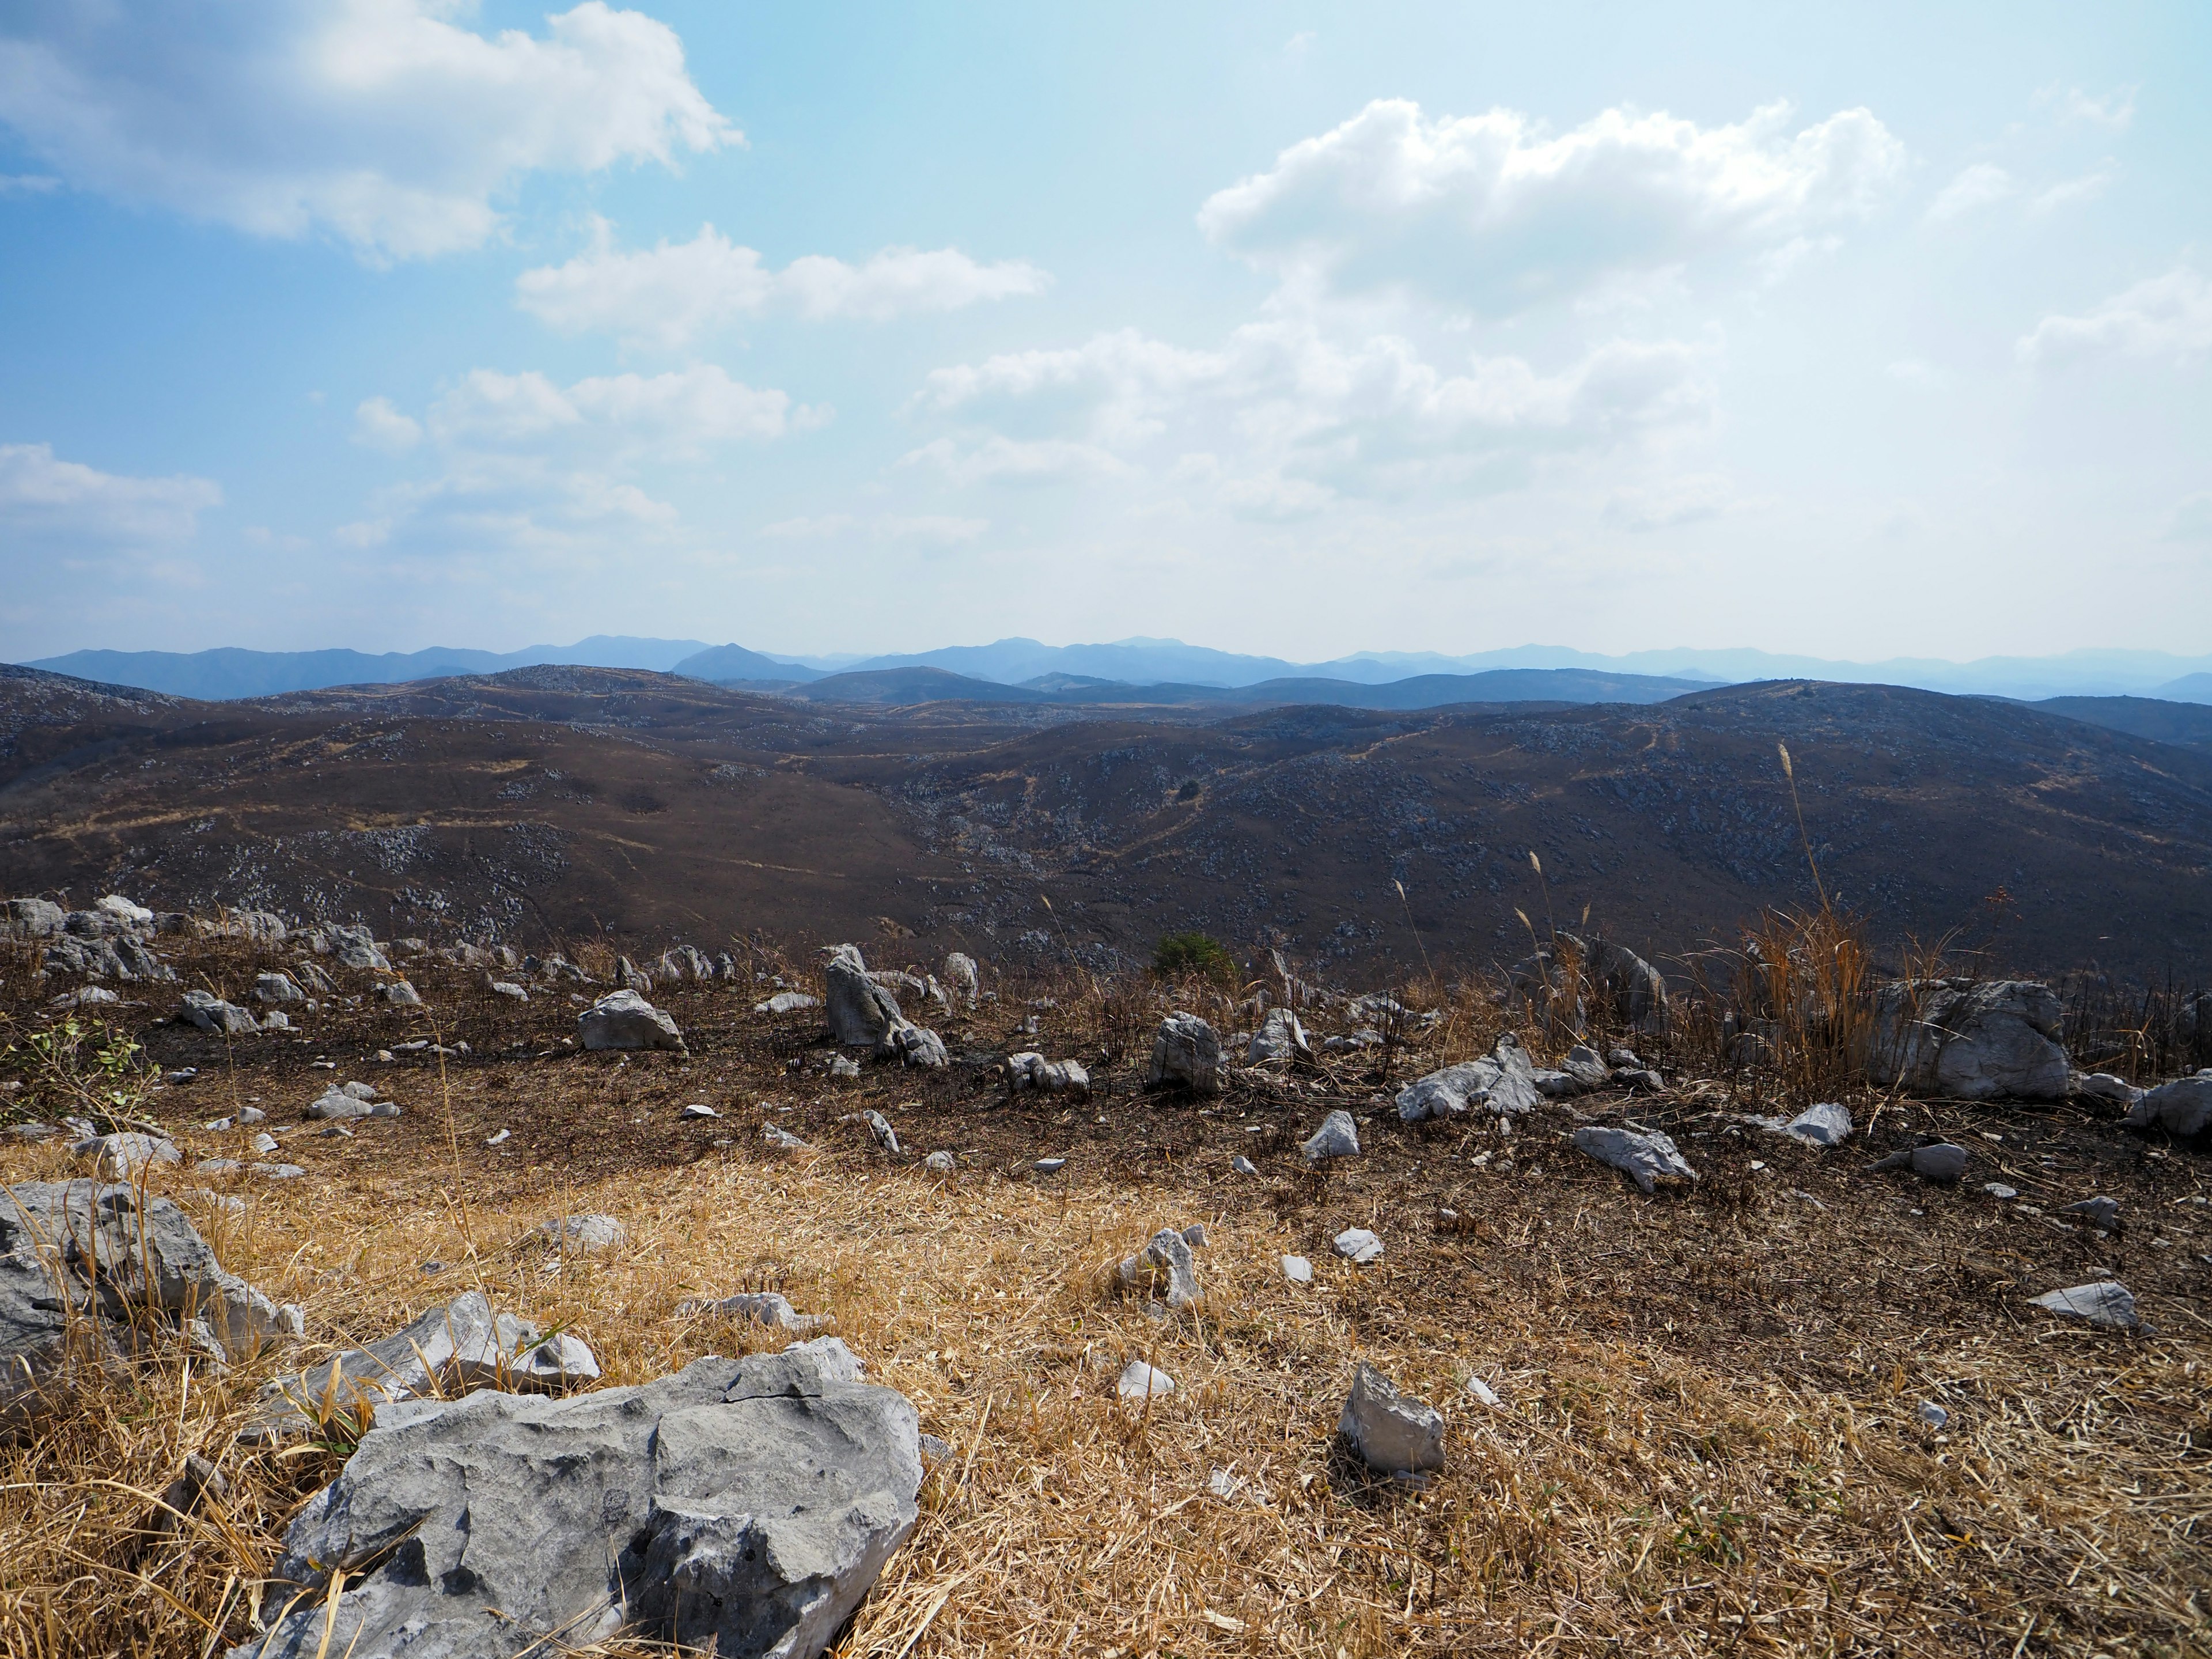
[1,935,2209,1658]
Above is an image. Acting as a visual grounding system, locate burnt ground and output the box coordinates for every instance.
[5,664,2212,987]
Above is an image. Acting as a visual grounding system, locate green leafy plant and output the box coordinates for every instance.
[1150,931,1234,984]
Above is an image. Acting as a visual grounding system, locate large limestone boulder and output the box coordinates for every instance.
[5,1181,301,1433]
[823,945,948,1067]
[825,944,902,1047]
[1573,1126,1697,1194]
[1396,1033,1543,1121]
[0,898,65,941]
[578,988,686,1052]
[233,1339,921,1659]
[1512,933,1669,1033]
[1146,1012,1221,1094]
[1870,979,2070,1100]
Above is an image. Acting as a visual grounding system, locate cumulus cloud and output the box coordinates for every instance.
[421,365,812,452]
[1196,97,1906,308]
[515,222,1048,347]
[1926,163,2015,222]
[2018,267,2212,363]
[351,396,422,452]
[0,1,734,260]
[2041,85,2136,130]
[911,318,1706,499]
[0,441,221,546]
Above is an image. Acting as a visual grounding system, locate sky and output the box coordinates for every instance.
[1,1,2207,665]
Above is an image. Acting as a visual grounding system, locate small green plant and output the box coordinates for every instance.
[1151,931,1234,984]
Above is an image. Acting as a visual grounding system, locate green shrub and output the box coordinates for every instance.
[1152,931,1235,983]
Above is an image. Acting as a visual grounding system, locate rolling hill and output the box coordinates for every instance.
[2,665,2208,983]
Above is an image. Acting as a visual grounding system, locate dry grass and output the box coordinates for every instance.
[1,946,2209,1658]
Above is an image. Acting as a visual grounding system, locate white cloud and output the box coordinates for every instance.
[0,441,221,545]
[2041,85,2136,130]
[1196,97,1906,308]
[911,318,1707,501]
[0,172,58,194]
[1926,162,2015,222]
[1884,358,1947,388]
[897,435,1134,486]
[516,222,1048,347]
[2029,169,2113,214]
[2018,267,2212,363]
[0,1,734,260]
[420,365,808,452]
[351,396,422,452]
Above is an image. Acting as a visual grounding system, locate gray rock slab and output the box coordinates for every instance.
[1865,1142,1970,1183]
[1573,1126,1696,1194]
[232,1340,919,1659]
[2030,1280,2139,1330]
[1281,1254,1312,1285]
[1870,979,2070,1100]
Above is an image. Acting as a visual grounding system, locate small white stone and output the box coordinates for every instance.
[1465,1376,1501,1407]
[1116,1359,1176,1401]
[680,1103,718,1119]
[1333,1227,1383,1264]
[1281,1254,1312,1284]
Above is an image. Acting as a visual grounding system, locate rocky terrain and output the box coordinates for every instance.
[1,895,2207,1657]
[3,665,2210,986]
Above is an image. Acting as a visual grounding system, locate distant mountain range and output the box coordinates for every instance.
[21,634,2212,706]
[781,664,1715,710]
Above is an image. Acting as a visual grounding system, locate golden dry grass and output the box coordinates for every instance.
[3,1099,2207,1659]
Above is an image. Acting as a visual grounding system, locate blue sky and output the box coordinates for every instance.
[1,1,2206,664]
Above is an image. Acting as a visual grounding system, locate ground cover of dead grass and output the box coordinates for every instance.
[0,938,2207,1657]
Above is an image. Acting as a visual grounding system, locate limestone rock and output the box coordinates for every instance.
[0,898,65,940]
[579,989,686,1052]
[540,1214,627,1252]
[1870,979,2070,1100]
[1864,1142,1970,1183]
[254,971,305,1006]
[1333,1228,1383,1264]
[923,1150,956,1174]
[179,989,257,1035]
[1247,1007,1310,1065]
[6,1181,299,1431]
[754,991,821,1016]
[2063,1196,2121,1230]
[1146,1012,1222,1095]
[329,926,390,973]
[1338,1362,1445,1478]
[1008,1052,1090,1094]
[1281,1255,1312,1285]
[2030,1280,2139,1330]
[1117,1359,1175,1401]
[825,944,901,1047]
[1396,1035,1543,1121]
[255,1291,582,1436]
[73,1132,181,1179]
[1573,1126,1696,1194]
[1748,1101,1853,1147]
[942,952,979,1007]
[1300,1109,1360,1164]
[2124,1075,2212,1139]
[678,1291,828,1335]
[233,1341,920,1659]
[1119,1227,1200,1310]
